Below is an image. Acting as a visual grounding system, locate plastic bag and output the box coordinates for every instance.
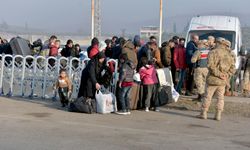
[133,73,141,82]
[95,90,117,114]
[172,88,180,103]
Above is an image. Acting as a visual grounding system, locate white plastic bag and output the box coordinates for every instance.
[133,73,141,82]
[172,88,180,103]
[95,90,117,114]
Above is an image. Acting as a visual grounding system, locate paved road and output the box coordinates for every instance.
[0,97,250,150]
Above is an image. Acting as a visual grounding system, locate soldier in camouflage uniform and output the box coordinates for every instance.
[191,40,210,101]
[197,38,236,121]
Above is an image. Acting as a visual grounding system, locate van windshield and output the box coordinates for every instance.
[189,30,236,49]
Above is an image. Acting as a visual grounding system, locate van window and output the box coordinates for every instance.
[188,30,236,49]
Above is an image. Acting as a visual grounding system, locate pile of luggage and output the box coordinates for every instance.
[0,37,42,56]
[68,67,179,114]
[69,88,117,114]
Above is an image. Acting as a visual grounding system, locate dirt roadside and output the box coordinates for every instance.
[166,96,250,118]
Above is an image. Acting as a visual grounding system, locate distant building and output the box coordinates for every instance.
[140,26,159,40]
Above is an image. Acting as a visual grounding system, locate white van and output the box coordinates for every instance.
[185,15,244,70]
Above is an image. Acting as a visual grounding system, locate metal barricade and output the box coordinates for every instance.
[0,55,118,100]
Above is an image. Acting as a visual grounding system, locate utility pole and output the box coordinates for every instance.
[95,0,101,38]
[159,0,163,45]
[91,0,95,39]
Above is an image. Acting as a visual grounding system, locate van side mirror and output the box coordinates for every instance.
[240,46,247,56]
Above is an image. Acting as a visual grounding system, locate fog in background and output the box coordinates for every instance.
[0,0,250,35]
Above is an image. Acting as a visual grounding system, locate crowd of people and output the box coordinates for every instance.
[32,35,88,60]
[1,33,249,121]
[73,34,242,120]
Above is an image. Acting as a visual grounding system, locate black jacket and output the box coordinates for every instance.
[105,47,113,58]
[78,58,106,98]
[111,45,122,59]
[61,45,74,58]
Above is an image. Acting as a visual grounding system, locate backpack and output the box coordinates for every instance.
[68,97,96,114]
[158,85,172,106]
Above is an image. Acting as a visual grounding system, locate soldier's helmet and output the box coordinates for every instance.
[216,37,226,44]
[223,40,231,49]
[208,36,215,42]
[202,39,209,47]
[198,40,208,49]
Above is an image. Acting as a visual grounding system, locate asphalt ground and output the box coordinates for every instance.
[0,96,250,150]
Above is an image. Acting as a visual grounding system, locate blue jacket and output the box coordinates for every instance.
[186,41,198,67]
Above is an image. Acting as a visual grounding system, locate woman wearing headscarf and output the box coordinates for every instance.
[78,52,107,98]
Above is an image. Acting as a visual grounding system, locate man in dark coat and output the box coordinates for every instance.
[78,52,106,98]
[111,37,126,60]
[185,34,199,96]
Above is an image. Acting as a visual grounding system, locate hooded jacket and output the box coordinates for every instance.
[88,44,99,59]
[122,41,138,68]
[161,45,172,67]
[139,65,159,85]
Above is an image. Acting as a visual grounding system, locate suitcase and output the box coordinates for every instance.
[10,37,31,56]
[68,97,96,114]
[130,82,140,110]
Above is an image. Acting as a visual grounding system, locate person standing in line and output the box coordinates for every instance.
[174,38,186,94]
[151,42,164,69]
[171,36,180,87]
[185,34,199,96]
[121,40,138,68]
[116,54,135,115]
[161,40,174,68]
[133,35,141,54]
[139,57,159,112]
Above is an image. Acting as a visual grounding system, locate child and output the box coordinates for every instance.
[117,53,135,115]
[54,69,72,107]
[139,57,159,112]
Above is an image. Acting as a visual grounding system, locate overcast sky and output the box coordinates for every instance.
[0,0,249,35]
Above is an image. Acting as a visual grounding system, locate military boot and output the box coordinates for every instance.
[243,90,249,97]
[197,111,207,119]
[214,111,222,121]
